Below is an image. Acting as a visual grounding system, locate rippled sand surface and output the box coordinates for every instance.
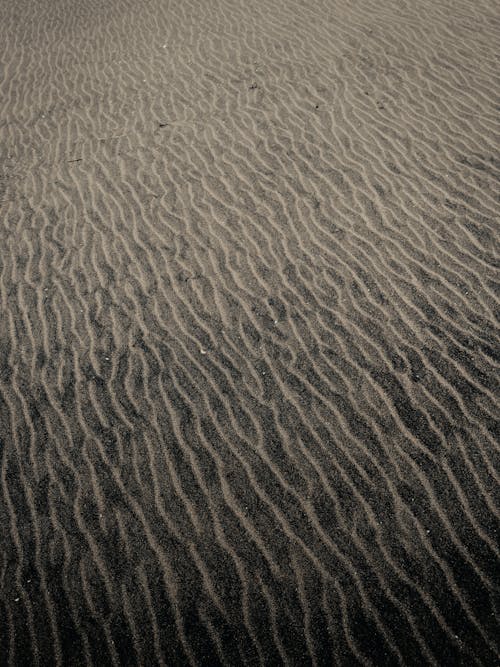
[1,0,499,664]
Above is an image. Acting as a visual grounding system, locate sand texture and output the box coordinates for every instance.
[1,0,499,664]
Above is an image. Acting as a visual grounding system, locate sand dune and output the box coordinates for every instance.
[1,0,499,664]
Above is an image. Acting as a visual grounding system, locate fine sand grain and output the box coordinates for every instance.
[1,0,499,664]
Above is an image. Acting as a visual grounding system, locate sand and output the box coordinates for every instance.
[0,0,499,663]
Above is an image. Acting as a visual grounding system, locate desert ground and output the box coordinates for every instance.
[0,0,499,664]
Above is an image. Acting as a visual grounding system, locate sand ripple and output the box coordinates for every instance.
[1,0,499,664]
